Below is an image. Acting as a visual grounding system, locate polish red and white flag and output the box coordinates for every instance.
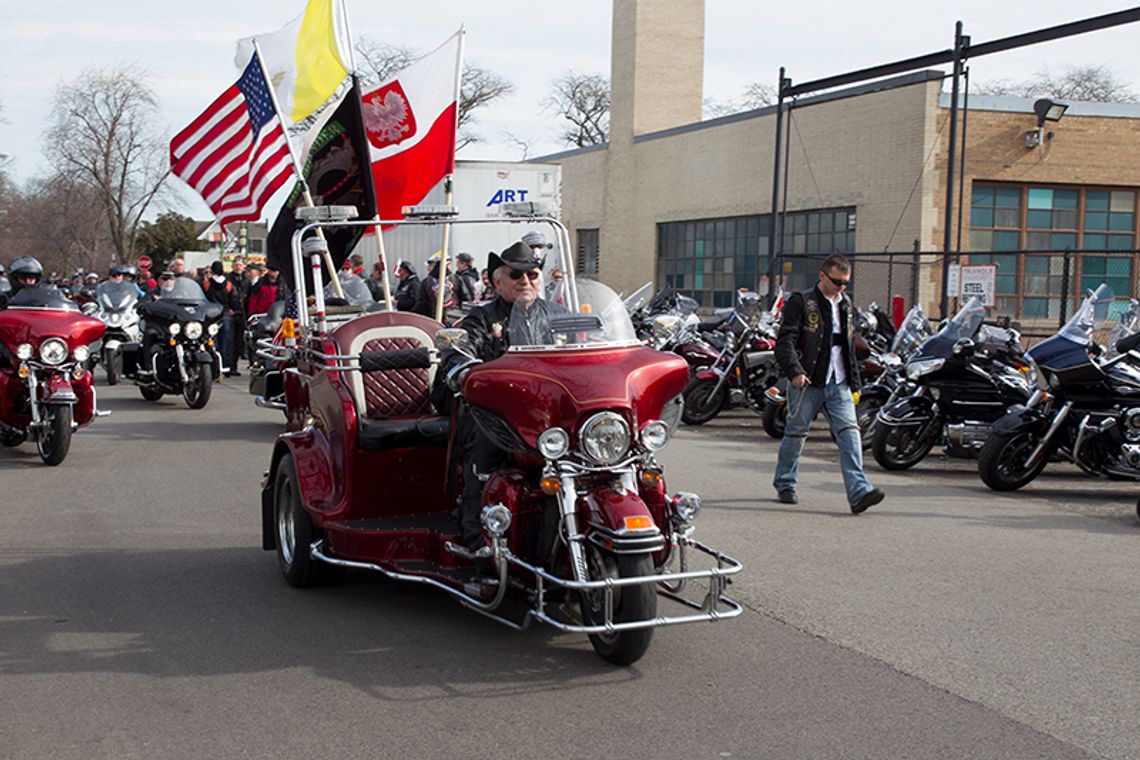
[362,30,463,227]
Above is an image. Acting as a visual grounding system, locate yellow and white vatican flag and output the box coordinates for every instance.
[235,0,351,126]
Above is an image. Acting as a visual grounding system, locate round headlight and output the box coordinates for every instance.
[579,412,631,466]
[185,321,203,340]
[207,323,221,336]
[73,345,91,363]
[672,492,702,522]
[481,504,512,537]
[16,343,34,360]
[537,427,570,459]
[168,323,182,336]
[39,338,69,365]
[640,420,670,452]
[107,313,122,327]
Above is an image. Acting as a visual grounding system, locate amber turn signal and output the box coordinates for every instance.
[18,366,29,378]
[623,515,653,530]
[169,338,177,346]
[540,476,562,495]
[281,317,296,340]
[639,469,662,487]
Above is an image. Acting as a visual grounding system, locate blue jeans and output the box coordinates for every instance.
[218,313,233,371]
[773,379,874,505]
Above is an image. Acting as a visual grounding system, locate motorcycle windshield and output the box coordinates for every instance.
[159,278,207,303]
[912,297,986,359]
[5,284,79,311]
[324,273,373,306]
[96,281,138,312]
[507,279,640,351]
[622,282,654,313]
[1059,283,1114,346]
[1106,298,1140,351]
[890,305,930,356]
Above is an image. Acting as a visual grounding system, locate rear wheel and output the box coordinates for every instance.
[871,416,937,471]
[579,548,656,666]
[978,430,1048,492]
[139,384,164,401]
[183,361,213,409]
[36,405,72,466]
[274,456,322,587]
[762,400,786,439]
[681,377,727,426]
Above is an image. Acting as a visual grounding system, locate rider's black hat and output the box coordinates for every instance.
[487,241,541,275]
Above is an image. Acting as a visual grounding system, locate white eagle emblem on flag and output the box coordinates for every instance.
[362,81,417,149]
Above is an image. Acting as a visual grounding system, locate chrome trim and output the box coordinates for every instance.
[255,395,287,411]
[506,340,645,353]
[309,534,743,635]
[1071,414,1116,473]
[1027,401,1072,465]
[173,344,189,384]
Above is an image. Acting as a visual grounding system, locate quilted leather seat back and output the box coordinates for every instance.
[332,312,440,421]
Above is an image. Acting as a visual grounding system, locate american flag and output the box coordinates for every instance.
[273,289,302,346]
[170,51,294,228]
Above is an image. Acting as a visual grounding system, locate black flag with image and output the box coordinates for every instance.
[266,80,377,290]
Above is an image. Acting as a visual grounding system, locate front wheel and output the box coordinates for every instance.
[681,377,727,426]
[139,384,164,402]
[104,348,121,386]
[183,361,213,409]
[762,400,786,439]
[856,389,890,452]
[978,430,1049,492]
[871,416,938,471]
[36,405,72,466]
[579,550,656,666]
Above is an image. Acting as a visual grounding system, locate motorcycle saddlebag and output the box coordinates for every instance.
[121,342,141,377]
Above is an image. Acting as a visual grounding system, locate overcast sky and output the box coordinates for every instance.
[2,0,1138,219]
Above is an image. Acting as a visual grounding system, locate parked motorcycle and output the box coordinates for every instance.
[84,279,140,385]
[872,297,1035,470]
[0,284,106,465]
[682,290,781,425]
[978,284,1140,491]
[121,278,223,409]
[261,215,743,666]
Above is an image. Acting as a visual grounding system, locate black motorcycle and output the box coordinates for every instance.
[121,278,222,409]
[978,284,1140,491]
[872,297,1035,470]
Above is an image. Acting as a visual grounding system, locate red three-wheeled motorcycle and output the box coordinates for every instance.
[259,210,743,664]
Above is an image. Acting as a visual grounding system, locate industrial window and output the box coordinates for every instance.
[656,215,770,308]
[576,228,599,277]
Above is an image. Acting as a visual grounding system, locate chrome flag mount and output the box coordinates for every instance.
[170,51,294,229]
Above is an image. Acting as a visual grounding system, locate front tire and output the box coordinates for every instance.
[762,400,786,439]
[856,389,890,452]
[183,361,213,409]
[681,377,727,426]
[579,550,656,666]
[871,416,938,471]
[978,430,1049,492]
[139,384,164,401]
[36,405,72,466]
[104,348,121,386]
[274,456,322,587]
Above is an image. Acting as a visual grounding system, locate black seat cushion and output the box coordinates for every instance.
[358,416,450,451]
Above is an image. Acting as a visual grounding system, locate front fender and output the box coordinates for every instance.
[37,373,76,404]
[991,405,1051,436]
[580,486,665,555]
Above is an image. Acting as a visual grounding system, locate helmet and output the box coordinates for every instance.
[120,264,139,279]
[9,256,43,283]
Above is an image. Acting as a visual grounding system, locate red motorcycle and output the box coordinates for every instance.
[260,214,742,665]
[0,285,106,465]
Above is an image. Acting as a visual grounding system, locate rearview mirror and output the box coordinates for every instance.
[435,328,470,352]
[953,338,976,355]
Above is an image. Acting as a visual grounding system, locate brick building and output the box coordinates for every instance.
[538,0,1140,322]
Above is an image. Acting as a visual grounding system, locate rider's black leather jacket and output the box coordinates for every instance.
[775,285,860,391]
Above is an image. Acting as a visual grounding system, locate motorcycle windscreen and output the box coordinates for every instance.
[96,281,139,311]
[5,284,79,311]
[912,297,985,359]
[507,279,640,350]
[1059,282,1114,346]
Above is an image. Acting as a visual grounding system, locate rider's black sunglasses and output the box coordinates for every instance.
[825,273,849,288]
[509,270,540,281]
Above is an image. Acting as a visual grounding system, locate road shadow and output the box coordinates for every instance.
[0,547,642,699]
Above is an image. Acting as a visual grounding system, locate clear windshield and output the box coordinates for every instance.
[96,280,139,312]
[6,284,79,311]
[1060,283,1113,345]
[325,273,373,305]
[890,304,930,355]
[622,282,654,313]
[507,279,639,350]
[938,297,986,343]
[1105,298,1139,352]
[159,278,206,303]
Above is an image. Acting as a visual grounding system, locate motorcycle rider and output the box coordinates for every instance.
[439,241,565,559]
[0,256,44,367]
[202,261,242,376]
[772,254,885,514]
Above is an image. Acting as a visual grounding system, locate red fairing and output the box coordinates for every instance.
[0,309,105,353]
[72,371,95,426]
[463,345,689,447]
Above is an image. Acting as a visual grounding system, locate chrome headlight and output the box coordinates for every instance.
[185,321,203,340]
[39,338,69,365]
[906,358,945,380]
[481,504,512,537]
[16,343,33,360]
[671,492,702,522]
[168,323,182,336]
[640,420,670,452]
[207,323,221,336]
[537,427,570,459]
[106,312,122,327]
[579,411,631,465]
[73,345,91,363]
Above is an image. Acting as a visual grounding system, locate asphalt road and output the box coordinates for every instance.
[1,379,1136,760]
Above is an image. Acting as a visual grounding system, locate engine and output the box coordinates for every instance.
[945,422,991,455]
[1122,407,1140,442]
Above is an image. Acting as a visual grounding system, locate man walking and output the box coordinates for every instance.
[772,254,884,514]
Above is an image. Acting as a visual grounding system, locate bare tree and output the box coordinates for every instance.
[502,130,533,160]
[545,72,610,147]
[42,65,169,265]
[973,65,1136,102]
[355,37,515,150]
[703,82,777,119]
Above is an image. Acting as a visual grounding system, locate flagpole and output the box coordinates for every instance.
[251,40,345,298]
[434,26,466,323]
[339,0,395,311]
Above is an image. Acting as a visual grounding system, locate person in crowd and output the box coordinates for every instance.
[394,261,426,314]
[171,258,187,278]
[349,254,365,277]
[202,261,242,377]
[544,267,564,301]
[437,242,566,560]
[772,254,884,514]
[366,261,386,302]
[421,254,453,317]
[0,256,44,309]
[521,231,550,262]
[246,263,278,316]
[227,257,247,370]
[455,252,481,305]
[137,267,156,296]
[265,266,286,303]
[480,267,493,297]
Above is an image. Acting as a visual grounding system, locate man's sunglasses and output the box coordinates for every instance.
[825,274,849,288]
[509,269,540,281]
